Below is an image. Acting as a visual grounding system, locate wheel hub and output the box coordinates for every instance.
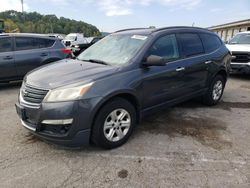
[212,80,223,101]
[103,108,131,142]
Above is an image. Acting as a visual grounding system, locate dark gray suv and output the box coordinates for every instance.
[15,27,231,149]
[0,33,70,82]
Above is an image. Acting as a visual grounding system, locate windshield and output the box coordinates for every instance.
[229,33,250,44]
[65,35,76,41]
[78,34,148,65]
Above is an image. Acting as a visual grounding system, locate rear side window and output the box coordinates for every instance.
[200,34,222,53]
[15,37,55,51]
[15,37,39,51]
[147,34,180,60]
[177,33,204,57]
[37,38,55,48]
[0,38,12,53]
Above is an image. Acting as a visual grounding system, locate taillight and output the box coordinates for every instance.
[62,48,72,54]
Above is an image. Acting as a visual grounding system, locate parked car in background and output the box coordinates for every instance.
[0,33,71,83]
[71,36,103,56]
[62,33,88,47]
[16,27,231,149]
[226,31,250,74]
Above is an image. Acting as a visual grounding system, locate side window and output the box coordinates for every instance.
[0,38,12,53]
[15,37,39,51]
[200,33,222,53]
[37,38,55,48]
[147,34,179,60]
[177,33,204,57]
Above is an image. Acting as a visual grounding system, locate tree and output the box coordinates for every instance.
[0,10,101,36]
[4,19,19,32]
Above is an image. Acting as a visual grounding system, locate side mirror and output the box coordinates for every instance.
[143,55,166,66]
[75,37,77,41]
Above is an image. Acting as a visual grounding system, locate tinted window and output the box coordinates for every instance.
[37,38,55,48]
[200,34,221,53]
[177,33,204,57]
[15,37,39,51]
[0,38,12,53]
[148,34,179,60]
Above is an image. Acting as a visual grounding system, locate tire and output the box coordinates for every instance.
[91,97,136,149]
[202,75,226,106]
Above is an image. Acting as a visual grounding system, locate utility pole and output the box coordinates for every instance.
[21,0,24,12]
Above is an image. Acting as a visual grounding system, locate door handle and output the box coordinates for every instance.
[176,67,185,72]
[3,56,13,60]
[40,53,48,57]
[205,60,212,64]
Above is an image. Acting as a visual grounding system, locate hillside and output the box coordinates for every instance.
[0,10,101,37]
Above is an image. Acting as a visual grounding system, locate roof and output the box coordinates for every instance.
[208,19,250,30]
[114,26,212,35]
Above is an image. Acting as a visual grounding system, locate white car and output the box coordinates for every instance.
[226,31,250,74]
[62,33,88,47]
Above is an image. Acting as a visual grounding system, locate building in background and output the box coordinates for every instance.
[209,19,250,42]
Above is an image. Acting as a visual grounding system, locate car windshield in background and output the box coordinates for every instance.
[78,34,148,66]
[229,33,250,44]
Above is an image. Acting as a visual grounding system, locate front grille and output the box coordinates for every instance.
[232,52,250,63]
[22,84,49,104]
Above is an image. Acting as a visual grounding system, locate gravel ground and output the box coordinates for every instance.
[0,75,250,188]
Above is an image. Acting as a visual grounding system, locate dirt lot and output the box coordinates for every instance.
[0,75,250,188]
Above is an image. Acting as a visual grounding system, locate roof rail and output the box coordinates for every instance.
[114,28,151,33]
[0,34,9,37]
[153,26,208,33]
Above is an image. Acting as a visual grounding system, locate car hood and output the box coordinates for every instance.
[25,59,119,89]
[226,44,250,53]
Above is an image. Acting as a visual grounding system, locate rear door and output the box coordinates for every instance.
[0,37,16,80]
[14,37,49,77]
[176,32,208,93]
[199,33,223,78]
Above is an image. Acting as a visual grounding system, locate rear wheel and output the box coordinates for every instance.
[202,75,226,106]
[91,98,136,149]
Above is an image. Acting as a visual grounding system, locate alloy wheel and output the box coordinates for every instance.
[103,109,131,142]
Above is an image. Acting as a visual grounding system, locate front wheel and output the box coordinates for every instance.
[202,75,226,106]
[91,98,136,149]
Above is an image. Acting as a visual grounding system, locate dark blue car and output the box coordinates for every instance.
[16,27,231,149]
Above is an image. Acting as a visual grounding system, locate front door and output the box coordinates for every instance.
[141,34,189,109]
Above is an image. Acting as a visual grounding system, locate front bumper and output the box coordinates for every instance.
[230,62,250,74]
[15,97,101,147]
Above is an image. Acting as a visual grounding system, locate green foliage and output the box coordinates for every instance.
[4,19,20,32]
[0,10,101,37]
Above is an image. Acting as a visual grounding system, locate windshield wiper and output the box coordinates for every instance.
[86,59,110,65]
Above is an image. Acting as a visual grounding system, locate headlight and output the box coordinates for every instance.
[44,82,94,102]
